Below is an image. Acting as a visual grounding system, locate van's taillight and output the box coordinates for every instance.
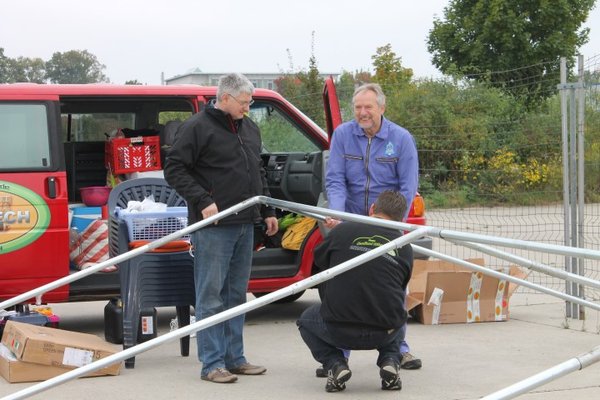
[411,195,425,217]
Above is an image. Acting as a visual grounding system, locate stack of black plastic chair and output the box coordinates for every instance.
[107,177,195,368]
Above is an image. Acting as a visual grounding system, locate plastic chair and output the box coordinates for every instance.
[107,178,195,369]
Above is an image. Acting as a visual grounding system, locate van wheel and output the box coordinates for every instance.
[252,290,305,304]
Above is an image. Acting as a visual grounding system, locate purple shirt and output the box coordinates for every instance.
[326,117,419,218]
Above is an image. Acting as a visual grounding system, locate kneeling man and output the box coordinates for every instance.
[297,190,413,392]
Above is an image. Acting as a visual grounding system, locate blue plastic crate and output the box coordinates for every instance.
[116,207,189,242]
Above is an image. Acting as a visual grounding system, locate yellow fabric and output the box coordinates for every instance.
[281,217,317,250]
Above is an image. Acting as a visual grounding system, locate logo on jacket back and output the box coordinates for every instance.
[351,234,398,258]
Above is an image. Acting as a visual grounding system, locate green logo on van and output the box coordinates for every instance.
[0,181,50,254]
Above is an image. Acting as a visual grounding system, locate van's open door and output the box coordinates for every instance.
[322,76,342,144]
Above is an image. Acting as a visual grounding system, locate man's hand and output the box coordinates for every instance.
[201,203,219,224]
[324,217,341,229]
[264,216,278,236]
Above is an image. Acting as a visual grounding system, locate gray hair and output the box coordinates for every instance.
[352,83,386,107]
[216,73,255,101]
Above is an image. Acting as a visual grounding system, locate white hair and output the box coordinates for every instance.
[216,73,255,101]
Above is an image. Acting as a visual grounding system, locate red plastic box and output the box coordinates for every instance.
[105,136,161,174]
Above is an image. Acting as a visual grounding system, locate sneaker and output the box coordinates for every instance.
[380,359,402,391]
[201,368,238,383]
[400,352,422,370]
[317,357,348,378]
[325,361,352,392]
[229,362,266,375]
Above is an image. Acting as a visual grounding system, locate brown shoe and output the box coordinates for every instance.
[229,362,266,375]
[201,368,238,383]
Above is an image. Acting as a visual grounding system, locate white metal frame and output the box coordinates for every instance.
[2,196,600,400]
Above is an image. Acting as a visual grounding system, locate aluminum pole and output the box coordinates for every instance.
[451,240,600,290]
[576,54,586,320]
[260,197,600,261]
[1,228,428,400]
[568,73,579,318]
[411,245,600,312]
[481,345,600,400]
[6,195,600,314]
[0,197,261,311]
[559,57,572,317]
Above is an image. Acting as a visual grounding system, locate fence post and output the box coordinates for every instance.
[559,56,586,320]
[576,54,586,320]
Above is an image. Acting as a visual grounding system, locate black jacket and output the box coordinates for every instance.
[314,221,413,330]
[164,105,274,225]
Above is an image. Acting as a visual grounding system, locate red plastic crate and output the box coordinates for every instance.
[105,136,161,174]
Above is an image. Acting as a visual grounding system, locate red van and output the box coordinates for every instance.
[0,81,431,305]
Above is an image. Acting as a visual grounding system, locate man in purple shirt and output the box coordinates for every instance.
[323,82,422,371]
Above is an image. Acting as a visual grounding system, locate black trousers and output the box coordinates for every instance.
[296,304,403,371]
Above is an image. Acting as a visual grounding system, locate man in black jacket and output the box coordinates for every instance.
[297,190,412,392]
[164,73,278,384]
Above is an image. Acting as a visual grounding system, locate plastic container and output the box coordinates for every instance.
[104,298,124,344]
[116,207,189,242]
[71,206,102,232]
[80,186,111,207]
[105,136,161,174]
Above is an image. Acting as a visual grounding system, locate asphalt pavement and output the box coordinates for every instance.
[1,289,599,400]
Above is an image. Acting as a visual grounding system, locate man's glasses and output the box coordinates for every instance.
[228,93,254,107]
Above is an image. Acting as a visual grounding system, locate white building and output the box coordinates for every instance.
[164,68,339,89]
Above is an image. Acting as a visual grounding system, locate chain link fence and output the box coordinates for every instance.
[410,54,600,310]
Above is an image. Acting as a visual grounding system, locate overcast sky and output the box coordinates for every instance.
[1,0,599,85]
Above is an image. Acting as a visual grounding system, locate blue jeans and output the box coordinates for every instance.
[297,305,403,371]
[192,223,254,376]
[400,338,410,354]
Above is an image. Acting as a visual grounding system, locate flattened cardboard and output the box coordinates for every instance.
[408,258,527,324]
[1,321,121,376]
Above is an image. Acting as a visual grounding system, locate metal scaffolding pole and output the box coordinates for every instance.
[481,345,600,400]
[3,196,600,399]
[1,228,428,400]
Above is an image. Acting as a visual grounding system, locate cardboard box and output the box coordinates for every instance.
[0,343,117,383]
[1,321,121,376]
[1,343,87,383]
[407,258,527,325]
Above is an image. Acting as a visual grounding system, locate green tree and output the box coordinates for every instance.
[371,43,413,90]
[427,0,594,105]
[275,33,325,128]
[8,57,46,83]
[45,50,109,83]
[296,51,325,128]
[0,48,9,83]
[125,79,143,85]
